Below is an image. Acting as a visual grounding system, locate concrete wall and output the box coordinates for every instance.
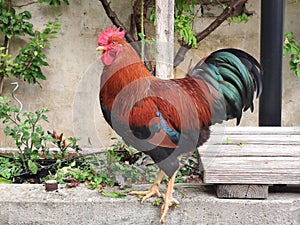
[0,0,299,148]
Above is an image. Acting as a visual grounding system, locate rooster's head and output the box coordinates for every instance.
[97,26,126,65]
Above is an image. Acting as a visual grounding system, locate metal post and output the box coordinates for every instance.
[259,0,285,126]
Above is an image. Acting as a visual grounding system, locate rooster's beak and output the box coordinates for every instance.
[96,46,106,51]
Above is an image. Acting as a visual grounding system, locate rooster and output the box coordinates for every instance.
[96,26,262,223]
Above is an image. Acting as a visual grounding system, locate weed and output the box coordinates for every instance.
[152,199,162,206]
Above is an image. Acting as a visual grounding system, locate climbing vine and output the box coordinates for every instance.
[0,0,69,96]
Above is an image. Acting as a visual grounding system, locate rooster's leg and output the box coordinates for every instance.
[160,172,179,224]
[130,170,165,202]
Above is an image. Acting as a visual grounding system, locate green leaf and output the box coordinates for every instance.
[28,160,38,174]
[0,177,12,184]
[30,150,39,160]
[6,33,13,39]
[0,15,8,24]
[21,11,32,20]
[138,32,145,40]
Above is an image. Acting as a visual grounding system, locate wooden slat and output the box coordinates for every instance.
[200,127,300,186]
[200,145,300,157]
[204,171,300,184]
[208,135,300,145]
[203,157,300,169]
[211,126,300,135]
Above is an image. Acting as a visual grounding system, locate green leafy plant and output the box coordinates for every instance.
[0,156,22,183]
[174,0,198,47]
[0,0,68,95]
[152,198,162,206]
[229,12,249,24]
[0,48,17,76]
[53,158,116,189]
[150,0,198,47]
[0,5,33,38]
[0,96,80,182]
[49,130,80,159]
[48,139,159,190]
[0,19,61,86]
[284,32,300,77]
[12,21,61,84]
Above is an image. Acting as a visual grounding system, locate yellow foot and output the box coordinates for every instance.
[130,184,162,203]
[159,172,179,224]
[130,170,165,203]
[160,194,179,224]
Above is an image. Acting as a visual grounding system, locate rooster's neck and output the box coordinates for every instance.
[100,43,153,111]
[101,43,152,89]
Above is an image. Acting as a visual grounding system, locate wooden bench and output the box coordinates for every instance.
[199,127,300,199]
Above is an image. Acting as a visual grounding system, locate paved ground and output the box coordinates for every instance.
[0,184,299,225]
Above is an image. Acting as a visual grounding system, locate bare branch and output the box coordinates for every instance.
[173,0,248,68]
[98,0,136,43]
[99,0,154,74]
[14,1,38,7]
[0,76,4,97]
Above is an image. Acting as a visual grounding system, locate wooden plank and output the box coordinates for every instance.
[203,145,300,155]
[207,135,300,145]
[216,184,269,199]
[204,171,300,184]
[203,156,300,167]
[211,126,300,135]
[200,145,300,157]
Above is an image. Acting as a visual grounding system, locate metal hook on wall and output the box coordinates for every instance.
[10,82,22,119]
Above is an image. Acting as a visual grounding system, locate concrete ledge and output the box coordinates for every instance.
[0,184,300,225]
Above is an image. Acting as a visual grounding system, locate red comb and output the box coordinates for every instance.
[98,26,125,46]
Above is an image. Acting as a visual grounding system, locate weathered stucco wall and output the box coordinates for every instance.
[0,0,299,148]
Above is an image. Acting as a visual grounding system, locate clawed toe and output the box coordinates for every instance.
[129,187,162,203]
[129,170,179,224]
[130,170,165,203]
[160,196,179,223]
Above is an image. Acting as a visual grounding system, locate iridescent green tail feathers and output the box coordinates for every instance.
[190,48,263,125]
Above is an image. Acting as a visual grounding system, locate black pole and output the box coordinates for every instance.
[259,0,284,126]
